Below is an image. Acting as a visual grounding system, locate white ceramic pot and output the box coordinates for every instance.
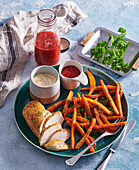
[59,60,88,90]
[30,65,60,104]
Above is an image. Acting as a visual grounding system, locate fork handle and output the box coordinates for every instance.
[65,133,105,166]
[96,151,113,170]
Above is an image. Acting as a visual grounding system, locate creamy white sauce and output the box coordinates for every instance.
[33,73,57,87]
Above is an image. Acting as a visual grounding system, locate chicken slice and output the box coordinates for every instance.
[49,129,70,142]
[22,100,51,138]
[39,110,52,135]
[44,139,69,151]
[39,123,62,146]
[42,111,64,130]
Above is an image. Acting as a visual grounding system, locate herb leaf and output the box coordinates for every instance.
[90,27,130,72]
[33,119,36,123]
[38,111,42,115]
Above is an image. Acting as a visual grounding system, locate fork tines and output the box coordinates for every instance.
[113,118,124,132]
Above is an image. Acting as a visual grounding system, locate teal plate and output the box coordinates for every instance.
[14,64,128,157]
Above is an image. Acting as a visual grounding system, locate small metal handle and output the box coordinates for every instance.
[97,151,113,170]
[97,120,136,170]
[65,133,105,166]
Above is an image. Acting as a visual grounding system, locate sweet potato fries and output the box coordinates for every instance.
[46,69,127,153]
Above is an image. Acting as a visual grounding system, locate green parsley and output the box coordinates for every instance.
[33,119,36,123]
[81,108,84,112]
[78,108,81,113]
[91,130,100,139]
[90,27,130,72]
[87,115,91,118]
[99,97,109,105]
[89,130,91,133]
[109,107,114,113]
[84,116,87,119]
[78,107,86,113]
[38,111,42,115]
[98,106,101,113]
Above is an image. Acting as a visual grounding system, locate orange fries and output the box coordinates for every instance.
[86,69,96,95]
[46,70,127,153]
[70,107,77,150]
[75,118,96,150]
[63,91,73,117]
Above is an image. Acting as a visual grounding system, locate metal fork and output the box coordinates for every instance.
[66,119,123,166]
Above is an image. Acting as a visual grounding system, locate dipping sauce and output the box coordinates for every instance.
[33,73,57,87]
[61,65,80,78]
[35,31,60,66]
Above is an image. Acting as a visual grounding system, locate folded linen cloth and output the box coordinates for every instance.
[0,1,87,108]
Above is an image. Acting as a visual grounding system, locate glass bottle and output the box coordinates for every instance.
[35,9,60,66]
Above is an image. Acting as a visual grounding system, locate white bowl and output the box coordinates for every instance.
[30,65,60,104]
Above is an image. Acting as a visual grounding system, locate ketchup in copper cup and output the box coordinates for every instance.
[35,9,60,66]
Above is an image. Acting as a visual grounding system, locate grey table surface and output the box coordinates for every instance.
[0,0,139,170]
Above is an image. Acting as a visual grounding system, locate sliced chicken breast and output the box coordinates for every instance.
[49,129,70,142]
[42,111,64,130]
[44,139,69,151]
[39,123,62,146]
[22,100,51,138]
[39,110,52,134]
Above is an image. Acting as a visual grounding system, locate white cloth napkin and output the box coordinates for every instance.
[0,1,87,107]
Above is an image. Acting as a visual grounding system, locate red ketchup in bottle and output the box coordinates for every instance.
[35,31,60,66]
[61,65,80,78]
